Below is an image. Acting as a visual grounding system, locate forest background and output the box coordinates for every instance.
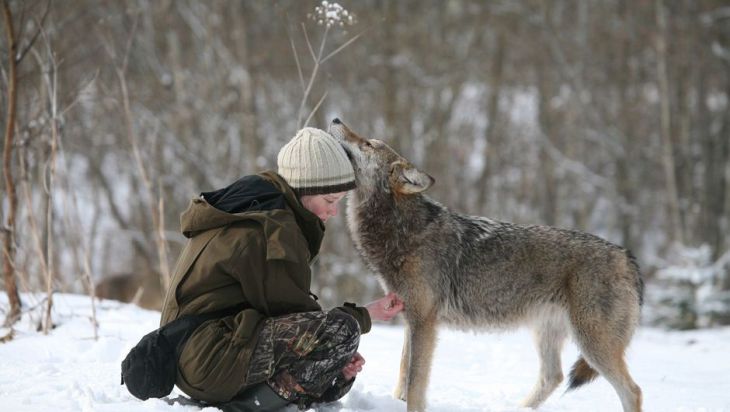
[1,0,729,334]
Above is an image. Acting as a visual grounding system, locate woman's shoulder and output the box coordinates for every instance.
[218,208,308,260]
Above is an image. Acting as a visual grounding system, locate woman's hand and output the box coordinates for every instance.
[365,292,405,321]
[342,352,365,380]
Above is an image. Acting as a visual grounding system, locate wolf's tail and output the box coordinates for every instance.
[567,357,599,390]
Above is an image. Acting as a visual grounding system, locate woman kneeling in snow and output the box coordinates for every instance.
[160,127,403,411]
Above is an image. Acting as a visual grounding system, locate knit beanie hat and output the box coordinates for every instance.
[277,127,356,196]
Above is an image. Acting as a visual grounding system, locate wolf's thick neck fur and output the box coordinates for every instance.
[347,186,445,274]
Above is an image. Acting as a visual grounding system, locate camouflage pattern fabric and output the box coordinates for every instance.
[243,309,361,407]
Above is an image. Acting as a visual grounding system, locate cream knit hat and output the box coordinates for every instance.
[277,127,356,196]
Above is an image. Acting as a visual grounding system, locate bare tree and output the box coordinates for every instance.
[34,20,61,334]
[655,0,684,246]
[475,31,506,214]
[1,0,22,327]
[111,16,171,292]
[2,0,50,327]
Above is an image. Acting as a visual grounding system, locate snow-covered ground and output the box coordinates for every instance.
[1,293,729,412]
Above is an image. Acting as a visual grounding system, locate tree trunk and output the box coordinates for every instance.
[42,49,60,335]
[236,3,260,174]
[381,0,402,152]
[117,66,171,291]
[615,0,637,252]
[2,0,22,327]
[655,0,684,246]
[709,76,730,262]
[476,32,506,214]
[536,63,558,226]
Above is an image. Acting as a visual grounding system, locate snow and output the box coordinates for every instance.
[1,293,730,412]
[310,2,355,28]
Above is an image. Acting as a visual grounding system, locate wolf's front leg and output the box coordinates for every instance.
[405,313,438,412]
[394,324,410,401]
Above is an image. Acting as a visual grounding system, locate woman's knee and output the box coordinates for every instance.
[327,309,361,344]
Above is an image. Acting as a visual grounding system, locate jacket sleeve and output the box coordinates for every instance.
[334,304,372,334]
[230,225,372,334]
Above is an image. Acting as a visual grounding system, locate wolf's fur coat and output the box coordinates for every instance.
[329,119,643,412]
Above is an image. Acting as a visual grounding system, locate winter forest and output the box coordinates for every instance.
[1,0,729,338]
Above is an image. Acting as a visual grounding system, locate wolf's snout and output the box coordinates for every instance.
[328,118,345,141]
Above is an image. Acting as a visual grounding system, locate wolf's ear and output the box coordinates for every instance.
[389,161,435,194]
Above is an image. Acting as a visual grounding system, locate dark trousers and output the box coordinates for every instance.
[239,309,361,406]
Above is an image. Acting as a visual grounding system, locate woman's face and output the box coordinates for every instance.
[300,191,347,223]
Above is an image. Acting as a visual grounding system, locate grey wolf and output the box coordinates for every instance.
[329,118,643,412]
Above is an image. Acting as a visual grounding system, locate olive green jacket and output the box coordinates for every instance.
[160,171,371,403]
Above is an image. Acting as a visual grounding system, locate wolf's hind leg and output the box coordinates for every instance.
[393,325,410,401]
[578,342,642,412]
[570,284,642,412]
[522,313,567,408]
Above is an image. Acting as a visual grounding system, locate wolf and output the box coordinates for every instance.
[328,118,643,412]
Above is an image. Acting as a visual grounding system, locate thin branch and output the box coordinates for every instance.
[115,22,172,290]
[316,24,330,61]
[56,116,99,338]
[120,14,139,74]
[284,13,305,92]
[537,128,610,189]
[296,59,319,129]
[15,0,51,64]
[15,0,26,48]
[288,28,305,92]
[28,35,57,335]
[61,69,99,117]
[154,179,170,292]
[38,18,59,335]
[81,251,98,339]
[321,30,364,64]
[303,90,328,128]
[296,24,331,129]
[0,62,6,92]
[301,22,316,62]
[18,145,51,324]
[537,12,626,156]
[117,68,152,196]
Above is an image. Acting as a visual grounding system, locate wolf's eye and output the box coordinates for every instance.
[363,140,373,148]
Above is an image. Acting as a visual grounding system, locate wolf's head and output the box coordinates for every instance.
[328,118,434,198]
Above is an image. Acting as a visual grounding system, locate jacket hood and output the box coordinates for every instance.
[201,174,286,215]
[180,172,325,258]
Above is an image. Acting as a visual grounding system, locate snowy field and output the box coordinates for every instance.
[1,293,729,412]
